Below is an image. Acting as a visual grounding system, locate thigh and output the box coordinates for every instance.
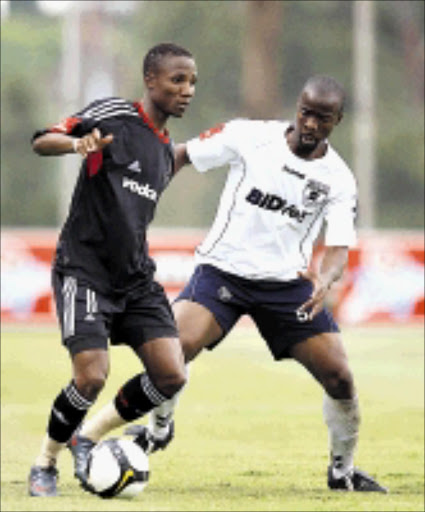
[290,332,354,397]
[110,280,178,349]
[250,278,339,360]
[134,336,185,381]
[173,300,223,361]
[174,265,246,357]
[53,271,110,356]
[290,332,349,380]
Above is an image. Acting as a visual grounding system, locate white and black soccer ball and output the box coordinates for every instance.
[86,437,149,499]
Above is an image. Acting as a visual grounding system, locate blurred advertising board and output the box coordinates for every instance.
[1,228,423,325]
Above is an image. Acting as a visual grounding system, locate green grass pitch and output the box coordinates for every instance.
[1,322,424,511]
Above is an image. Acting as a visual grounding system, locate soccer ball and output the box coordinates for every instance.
[86,437,149,499]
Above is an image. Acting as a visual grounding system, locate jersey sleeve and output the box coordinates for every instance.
[186,120,243,172]
[30,97,125,143]
[31,112,94,144]
[324,176,358,247]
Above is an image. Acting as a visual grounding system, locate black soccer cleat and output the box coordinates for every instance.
[28,465,59,497]
[67,434,96,484]
[328,466,388,493]
[124,420,175,455]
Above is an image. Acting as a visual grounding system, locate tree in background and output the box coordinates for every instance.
[241,1,283,119]
[1,0,423,229]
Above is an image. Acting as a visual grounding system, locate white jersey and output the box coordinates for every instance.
[186,119,358,281]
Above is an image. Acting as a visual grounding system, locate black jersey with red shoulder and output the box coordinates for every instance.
[32,97,175,295]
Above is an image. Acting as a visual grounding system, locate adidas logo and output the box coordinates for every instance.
[128,160,141,173]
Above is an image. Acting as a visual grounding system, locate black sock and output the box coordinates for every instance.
[114,372,169,422]
[47,380,93,443]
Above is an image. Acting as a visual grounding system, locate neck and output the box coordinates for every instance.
[140,96,168,132]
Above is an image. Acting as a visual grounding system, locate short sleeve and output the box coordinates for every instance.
[31,114,96,144]
[30,98,117,143]
[324,178,358,247]
[186,120,243,173]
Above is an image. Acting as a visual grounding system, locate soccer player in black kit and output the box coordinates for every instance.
[28,43,197,497]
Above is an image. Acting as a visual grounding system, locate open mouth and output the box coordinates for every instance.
[301,133,316,145]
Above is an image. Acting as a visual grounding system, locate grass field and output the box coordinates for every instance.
[1,322,424,511]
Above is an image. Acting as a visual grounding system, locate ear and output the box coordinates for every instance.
[144,72,156,90]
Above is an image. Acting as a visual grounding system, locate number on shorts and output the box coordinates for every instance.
[296,309,309,322]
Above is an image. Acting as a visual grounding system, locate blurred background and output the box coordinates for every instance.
[1,0,424,229]
[1,0,424,325]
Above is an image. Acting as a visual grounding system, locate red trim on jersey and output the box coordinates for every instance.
[133,101,170,144]
[87,151,103,177]
[199,123,225,140]
[49,116,81,134]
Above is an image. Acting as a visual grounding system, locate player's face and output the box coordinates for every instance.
[146,56,197,118]
[293,90,342,153]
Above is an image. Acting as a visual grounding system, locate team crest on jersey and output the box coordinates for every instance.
[302,179,330,207]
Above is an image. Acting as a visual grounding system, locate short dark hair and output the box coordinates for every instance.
[302,75,346,113]
[143,43,193,77]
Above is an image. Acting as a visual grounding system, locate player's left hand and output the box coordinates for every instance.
[297,269,331,320]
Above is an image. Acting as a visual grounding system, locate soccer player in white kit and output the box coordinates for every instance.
[84,75,388,493]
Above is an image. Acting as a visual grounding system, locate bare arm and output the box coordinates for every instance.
[32,128,113,157]
[173,143,191,175]
[297,246,349,319]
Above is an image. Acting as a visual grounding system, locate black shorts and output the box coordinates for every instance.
[53,271,178,356]
[175,264,339,360]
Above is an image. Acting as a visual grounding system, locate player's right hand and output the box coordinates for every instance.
[74,128,113,157]
[297,269,329,320]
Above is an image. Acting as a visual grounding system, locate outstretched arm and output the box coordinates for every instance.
[32,128,113,157]
[174,143,191,175]
[297,246,349,320]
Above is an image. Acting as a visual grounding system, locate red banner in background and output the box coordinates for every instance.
[1,228,424,325]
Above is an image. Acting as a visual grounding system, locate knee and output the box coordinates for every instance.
[322,367,355,399]
[152,367,187,398]
[72,350,109,401]
[74,369,108,401]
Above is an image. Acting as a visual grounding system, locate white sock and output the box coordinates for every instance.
[80,401,126,442]
[323,393,360,478]
[148,393,179,439]
[148,364,190,440]
[35,435,64,468]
